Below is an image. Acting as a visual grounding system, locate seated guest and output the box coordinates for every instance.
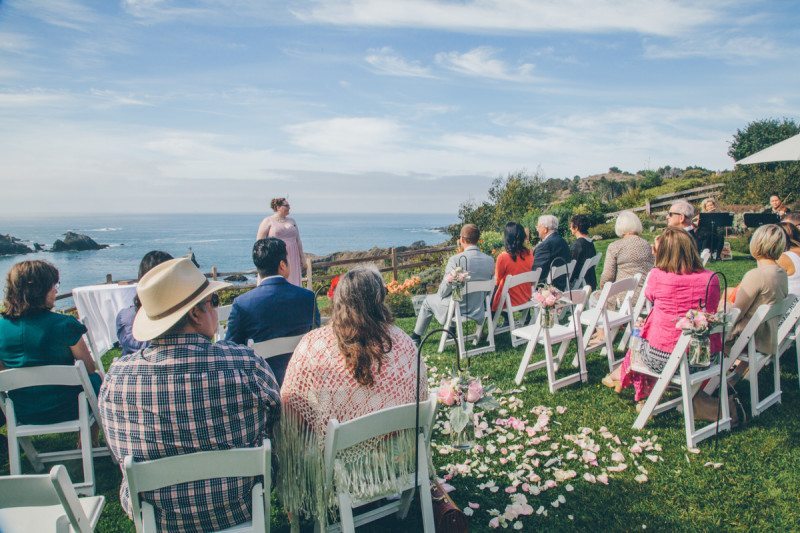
[225,238,320,384]
[533,215,571,290]
[783,212,800,226]
[0,260,101,425]
[729,224,789,361]
[410,224,494,345]
[778,222,800,297]
[666,199,700,249]
[99,258,280,532]
[116,250,173,356]
[764,193,791,217]
[491,222,533,312]
[599,210,654,308]
[569,214,598,290]
[277,267,428,526]
[695,197,725,259]
[604,228,720,405]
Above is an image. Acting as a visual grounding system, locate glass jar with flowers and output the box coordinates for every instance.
[438,371,499,450]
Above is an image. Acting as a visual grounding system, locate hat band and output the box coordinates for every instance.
[148,279,211,320]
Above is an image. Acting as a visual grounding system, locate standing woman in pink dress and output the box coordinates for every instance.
[257,197,305,286]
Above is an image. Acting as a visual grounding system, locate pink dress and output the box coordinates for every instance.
[257,215,305,286]
[620,268,721,400]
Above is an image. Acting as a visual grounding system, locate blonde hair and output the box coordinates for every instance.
[615,211,643,237]
[749,224,786,260]
[703,198,719,211]
[655,228,703,274]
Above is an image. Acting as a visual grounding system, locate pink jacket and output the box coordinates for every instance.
[641,268,722,353]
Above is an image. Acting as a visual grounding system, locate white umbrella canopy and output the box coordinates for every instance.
[736,133,800,164]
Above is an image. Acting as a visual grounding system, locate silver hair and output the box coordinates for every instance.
[615,210,643,237]
[670,199,695,218]
[537,215,559,231]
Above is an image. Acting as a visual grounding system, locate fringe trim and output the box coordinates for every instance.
[276,408,419,526]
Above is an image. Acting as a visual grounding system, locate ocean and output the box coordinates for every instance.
[0,213,456,306]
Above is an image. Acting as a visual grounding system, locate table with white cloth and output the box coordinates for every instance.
[72,283,137,358]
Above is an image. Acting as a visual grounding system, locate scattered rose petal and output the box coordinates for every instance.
[513,522,523,530]
[556,406,567,414]
[463,507,474,517]
[635,474,648,483]
[565,483,574,492]
[558,494,566,504]
[468,502,480,509]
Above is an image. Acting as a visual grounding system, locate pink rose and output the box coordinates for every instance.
[466,380,484,403]
[544,295,558,307]
[438,379,458,406]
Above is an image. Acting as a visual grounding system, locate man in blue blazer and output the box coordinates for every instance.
[533,214,571,291]
[226,238,320,385]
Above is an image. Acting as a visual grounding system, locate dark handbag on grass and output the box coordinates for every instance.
[431,480,469,532]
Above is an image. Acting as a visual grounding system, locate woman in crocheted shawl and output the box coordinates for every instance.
[277,266,429,527]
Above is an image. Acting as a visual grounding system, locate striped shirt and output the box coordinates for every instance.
[98,333,280,532]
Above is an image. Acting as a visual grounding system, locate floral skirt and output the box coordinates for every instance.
[620,339,671,401]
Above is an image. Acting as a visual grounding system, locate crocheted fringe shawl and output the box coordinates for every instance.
[276,408,419,527]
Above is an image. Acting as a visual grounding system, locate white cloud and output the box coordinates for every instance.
[286,117,406,154]
[294,0,719,37]
[13,0,98,31]
[435,47,535,82]
[0,89,72,107]
[644,34,783,61]
[0,32,34,53]
[365,47,435,78]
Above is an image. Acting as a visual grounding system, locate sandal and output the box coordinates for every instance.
[601,374,619,389]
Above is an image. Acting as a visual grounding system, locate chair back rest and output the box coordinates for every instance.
[726,298,793,358]
[462,279,495,296]
[778,295,800,346]
[561,286,592,318]
[573,254,602,289]
[248,334,305,360]
[504,269,541,297]
[124,440,271,532]
[595,274,641,312]
[217,304,232,322]
[547,260,576,284]
[323,393,438,488]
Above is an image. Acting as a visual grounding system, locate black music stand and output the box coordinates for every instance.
[698,212,734,235]
[743,213,780,229]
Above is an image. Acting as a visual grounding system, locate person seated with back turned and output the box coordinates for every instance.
[225,238,320,385]
[764,193,791,217]
[532,215,571,290]
[666,199,700,250]
[99,257,281,532]
[116,250,173,357]
[569,214,598,290]
[410,224,494,345]
[491,222,533,313]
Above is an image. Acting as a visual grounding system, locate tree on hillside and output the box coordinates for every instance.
[728,118,800,161]
[486,170,553,227]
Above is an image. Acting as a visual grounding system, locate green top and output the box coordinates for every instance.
[0,309,87,423]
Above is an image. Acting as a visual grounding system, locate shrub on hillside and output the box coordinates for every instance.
[589,221,616,240]
[385,292,415,317]
[478,230,504,258]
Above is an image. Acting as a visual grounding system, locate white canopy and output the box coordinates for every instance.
[736,133,800,164]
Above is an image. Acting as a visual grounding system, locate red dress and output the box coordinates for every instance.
[491,250,534,312]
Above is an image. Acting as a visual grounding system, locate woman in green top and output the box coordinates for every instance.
[0,260,101,424]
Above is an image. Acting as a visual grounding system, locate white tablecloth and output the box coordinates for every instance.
[73,283,137,356]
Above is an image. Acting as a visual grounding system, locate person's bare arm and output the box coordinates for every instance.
[777,253,795,276]
[70,338,96,374]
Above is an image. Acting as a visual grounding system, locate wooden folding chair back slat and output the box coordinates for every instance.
[216,304,233,340]
[777,296,800,389]
[572,253,602,290]
[546,259,577,285]
[617,271,652,351]
[438,279,496,359]
[249,334,305,359]
[492,269,541,346]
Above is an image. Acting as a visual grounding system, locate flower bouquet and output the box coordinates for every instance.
[675,309,729,367]
[533,284,562,328]
[445,266,471,302]
[438,371,499,450]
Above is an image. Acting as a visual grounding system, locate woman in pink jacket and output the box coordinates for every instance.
[612,227,721,405]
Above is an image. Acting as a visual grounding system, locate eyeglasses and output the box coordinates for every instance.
[667,212,681,218]
[200,293,220,309]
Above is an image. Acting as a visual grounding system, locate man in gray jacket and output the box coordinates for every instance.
[410,224,495,345]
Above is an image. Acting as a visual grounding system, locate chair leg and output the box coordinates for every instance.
[515,329,540,385]
[79,397,95,496]
[604,324,617,373]
[774,355,782,405]
[679,360,696,449]
[416,440,436,533]
[8,429,21,475]
[337,492,356,533]
[749,359,760,418]
[544,337,558,394]
[396,488,415,519]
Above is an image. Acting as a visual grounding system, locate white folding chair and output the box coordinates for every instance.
[491,269,541,347]
[322,394,438,533]
[437,279,495,359]
[124,440,272,533]
[777,296,800,389]
[248,334,305,359]
[571,253,602,290]
[546,259,576,286]
[617,271,653,351]
[700,248,711,267]
[0,465,105,533]
[216,304,233,340]
[512,287,591,392]
[579,275,641,372]
[633,310,741,449]
[0,361,111,496]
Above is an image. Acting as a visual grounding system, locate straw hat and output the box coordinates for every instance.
[132,257,230,341]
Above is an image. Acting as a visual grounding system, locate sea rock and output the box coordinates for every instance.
[224,274,248,282]
[0,234,34,256]
[51,232,109,252]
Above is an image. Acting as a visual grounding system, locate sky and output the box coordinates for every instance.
[1,0,799,216]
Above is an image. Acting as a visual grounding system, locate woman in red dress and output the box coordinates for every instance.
[492,222,534,312]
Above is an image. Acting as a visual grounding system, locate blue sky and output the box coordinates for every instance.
[1,0,798,215]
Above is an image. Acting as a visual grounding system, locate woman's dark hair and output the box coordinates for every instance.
[2,260,59,318]
[330,267,393,387]
[270,197,288,211]
[570,214,591,235]
[134,251,173,309]
[503,222,529,261]
[780,221,800,249]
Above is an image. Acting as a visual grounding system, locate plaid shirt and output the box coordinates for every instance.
[99,333,281,532]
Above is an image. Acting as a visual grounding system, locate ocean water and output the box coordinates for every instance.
[0,213,455,306]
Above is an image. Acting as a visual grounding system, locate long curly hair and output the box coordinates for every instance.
[2,260,59,318]
[503,222,529,261]
[330,267,394,386]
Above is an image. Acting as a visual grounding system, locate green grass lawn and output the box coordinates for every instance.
[3,251,798,532]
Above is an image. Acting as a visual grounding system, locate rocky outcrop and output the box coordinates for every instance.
[51,232,109,252]
[224,274,248,282]
[312,240,437,264]
[0,234,34,256]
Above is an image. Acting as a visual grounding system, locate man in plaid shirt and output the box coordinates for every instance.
[99,258,281,531]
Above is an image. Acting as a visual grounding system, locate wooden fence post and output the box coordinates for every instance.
[390,248,398,281]
[645,200,651,216]
[211,266,217,280]
[305,257,313,290]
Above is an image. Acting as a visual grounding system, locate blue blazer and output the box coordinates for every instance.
[225,276,320,345]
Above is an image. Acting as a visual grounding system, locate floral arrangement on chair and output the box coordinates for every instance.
[438,371,500,449]
[675,308,728,367]
[445,267,471,302]
[533,284,562,328]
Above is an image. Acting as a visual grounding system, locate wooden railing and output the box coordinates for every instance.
[606,182,725,218]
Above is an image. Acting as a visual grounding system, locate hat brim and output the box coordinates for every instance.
[132,280,231,341]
